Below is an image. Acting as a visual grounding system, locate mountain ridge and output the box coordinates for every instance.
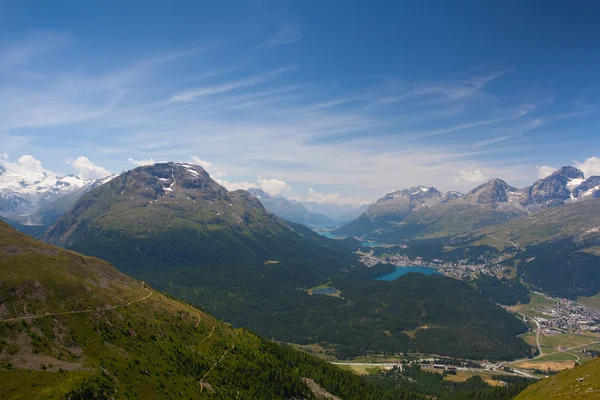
[335,166,600,241]
[0,160,113,230]
[39,162,532,361]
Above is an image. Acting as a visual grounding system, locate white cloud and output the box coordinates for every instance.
[215,175,291,195]
[0,154,52,177]
[303,188,369,206]
[170,76,267,102]
[536,165,556,179]
[189,157,288,194]
[17,155,44,172]
[169,67,294,102]
[257,176,290,195]
[0,31,70,69]
[190,156,212,169]
[454,169,487,183]
[2,153,8,160]
[265,23,303,46]
[189,156,229,178]
[216,178,255,192]
[128,158,157,166]
[70,156,111,179]
[575,157,600,177]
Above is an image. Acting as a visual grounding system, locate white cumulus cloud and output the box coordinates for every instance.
[0,155,48,175]
[536,165,556,179]
[256,176,291,195]
[16,154,45,173]
[575,157,600,177]
[454,169,487,183]
[190,156,212,169]
[128,158,158,167]
[216,179,254,191]
[70,156,111,179]
[216,175,291,195]
[190,156,227,177]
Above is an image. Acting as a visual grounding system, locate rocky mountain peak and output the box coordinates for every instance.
[575,176,600,199]
[122,162,228,202]
[247,188,271,199]
[551,166,584,180]
[385,186,442,201]
[526,166,586,206]
[465,178,518,204]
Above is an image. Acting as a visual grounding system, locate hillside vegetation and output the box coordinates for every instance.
[0,219,425,399]
[42,164,532,360]
[515,356,600,399]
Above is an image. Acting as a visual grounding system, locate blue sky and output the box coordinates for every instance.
[1,0,600,204]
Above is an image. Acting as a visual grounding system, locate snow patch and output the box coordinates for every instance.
[580,185,600,198]
[567,178,585,191]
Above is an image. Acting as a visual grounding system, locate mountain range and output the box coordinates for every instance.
[38,162,531,361]
[0,162,111,235]
[335,166,600,241]
[3,160,599,398]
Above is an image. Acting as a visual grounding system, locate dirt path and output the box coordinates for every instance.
[0,290,153,324]
[200,342,235,390]
[202,326,215,342]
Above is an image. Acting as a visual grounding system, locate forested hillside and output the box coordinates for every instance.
[1,219,427,399]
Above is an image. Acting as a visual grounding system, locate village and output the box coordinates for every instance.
[359,251,600,334]
[533,296,600,333]
[358,250,493,281]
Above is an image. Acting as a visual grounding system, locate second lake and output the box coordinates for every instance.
[374,266,440,281]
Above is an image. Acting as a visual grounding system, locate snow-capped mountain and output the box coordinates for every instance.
[0,162,112,227]
[335,166,600,240]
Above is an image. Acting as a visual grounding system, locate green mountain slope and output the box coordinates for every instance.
[467,199,600,298]
[41,163,532,361]
[515,357,600,399]
[0,219,425,399]
[44,162,354,272]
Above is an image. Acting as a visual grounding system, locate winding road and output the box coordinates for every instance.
[517,312,542,357]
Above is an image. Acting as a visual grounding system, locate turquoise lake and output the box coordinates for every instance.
[374,266,440,281]
[360,241,384,247]
[317,231,339,239]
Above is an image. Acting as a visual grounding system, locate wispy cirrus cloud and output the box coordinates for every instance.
[1,31,597,201]
[169,67,295,102]
[0,31,70,70]
[264,23,302,46]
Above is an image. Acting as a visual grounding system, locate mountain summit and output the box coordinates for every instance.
[44,162,354,271]
[463,178,523,204]
[335,166,600,241]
